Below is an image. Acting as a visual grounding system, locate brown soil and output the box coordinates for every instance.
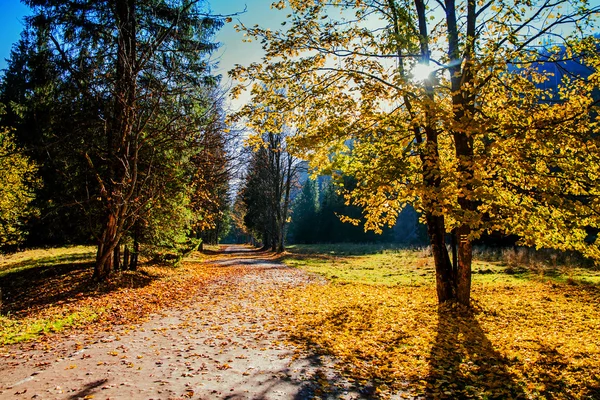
[0,245,366,400]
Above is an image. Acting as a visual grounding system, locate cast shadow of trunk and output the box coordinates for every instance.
[426,305,526,399]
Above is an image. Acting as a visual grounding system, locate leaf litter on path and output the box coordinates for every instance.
[0,245,368,399]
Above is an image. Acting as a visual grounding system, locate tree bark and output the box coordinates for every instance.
[277,154,294,253]
[456,225,473,304]
[114,244,121,271]
[404,0,457,304]
[94,212,118,280]
[426,213,455,302]
[94,0,137,281]
[123,245,130,270]
[445,0,477,306]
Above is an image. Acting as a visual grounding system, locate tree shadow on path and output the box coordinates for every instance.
[426,304,527,399]
[222,352,365,400]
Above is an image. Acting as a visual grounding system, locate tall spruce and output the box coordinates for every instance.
[4,0,225,279]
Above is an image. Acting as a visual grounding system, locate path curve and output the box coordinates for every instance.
[0,245,363,400]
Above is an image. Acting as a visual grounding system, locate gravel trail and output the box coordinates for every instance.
[0,245,363,400]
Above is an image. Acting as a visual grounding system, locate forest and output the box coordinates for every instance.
[0,0,599,399]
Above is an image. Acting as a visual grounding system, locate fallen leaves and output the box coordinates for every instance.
[267,262,600,399]
[0,248,247,345]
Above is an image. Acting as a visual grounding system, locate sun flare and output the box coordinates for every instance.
[411,63,437,82]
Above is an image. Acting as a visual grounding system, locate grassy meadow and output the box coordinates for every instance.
[277,244,600,399]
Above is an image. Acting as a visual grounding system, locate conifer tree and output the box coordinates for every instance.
[2,0,227,279]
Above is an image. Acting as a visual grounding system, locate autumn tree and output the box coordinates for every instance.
[228,191,251,244]
[242,127,300,252]
[189,102,232,247]
[232,0,600,305]
[0,123,39,251]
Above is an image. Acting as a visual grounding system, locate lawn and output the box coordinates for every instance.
[277,244,600,399]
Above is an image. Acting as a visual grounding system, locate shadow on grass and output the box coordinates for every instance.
[0,255,157,317]
[428,303,600,398]
[0,252,94,275]
[427,306,526,399]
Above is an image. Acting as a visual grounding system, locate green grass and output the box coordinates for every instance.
[0,245,95,278]
[283,243,600,287]
[0,308,99,344]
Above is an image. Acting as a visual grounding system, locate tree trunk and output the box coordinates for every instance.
[426,212,455,302]
[123,245,130,270]
[94,0,137,281]
[114,244,121,271]
[456,226,472,304]
[277,154,294,253]
[445,0,477,306]
[93,212,118,280]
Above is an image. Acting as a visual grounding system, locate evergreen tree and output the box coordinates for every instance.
[289,178,319,243]
[1,0,227,279]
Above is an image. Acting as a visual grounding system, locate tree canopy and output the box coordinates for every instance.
[0,0,231,278]
[231,0,600,305]
[0,122,38,250]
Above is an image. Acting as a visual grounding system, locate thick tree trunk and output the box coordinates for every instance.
[94,0,137,281]
[426,213,455,302]
[456,226,472,304]
[94,213,118,280]
[444,0,477,306]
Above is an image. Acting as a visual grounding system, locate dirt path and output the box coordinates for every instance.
[0,245,363,400]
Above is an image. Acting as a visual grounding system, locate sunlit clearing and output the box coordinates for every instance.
[411,63,436,82]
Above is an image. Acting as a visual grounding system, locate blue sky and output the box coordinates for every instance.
[0,0,30,70]
[0,1,278,78]
[1,0,598,105]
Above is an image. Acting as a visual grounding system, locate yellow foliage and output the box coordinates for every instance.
[0,128,39,249]
[231,0,600,263]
